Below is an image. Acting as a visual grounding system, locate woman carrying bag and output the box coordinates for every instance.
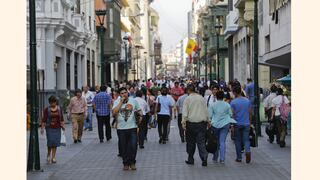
[40,95,65,164]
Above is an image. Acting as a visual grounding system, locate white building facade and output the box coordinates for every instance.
[27,0,99,94]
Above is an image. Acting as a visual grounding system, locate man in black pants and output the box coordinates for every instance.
[182,84,210,166]
[176,88,188,143]
[92,85,112,143]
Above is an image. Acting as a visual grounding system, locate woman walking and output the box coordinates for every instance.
[208,91,236,163]
[155,87,174,144]
[40,96,65,164]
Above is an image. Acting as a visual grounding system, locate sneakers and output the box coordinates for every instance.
[245,152,251,163]
[235,159,242,163]
[74,140,78,144]
[130,164,137,170]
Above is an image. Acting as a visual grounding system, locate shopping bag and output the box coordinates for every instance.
[205,128,217,154]
[60,129,66,146]
[249,126,257,147]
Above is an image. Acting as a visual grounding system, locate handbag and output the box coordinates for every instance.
[205,128,218,154]
[60,129,66,146]
[249,126,257,147]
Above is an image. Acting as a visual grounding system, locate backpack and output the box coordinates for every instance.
[205,128,217,154]
[279,96,290,122]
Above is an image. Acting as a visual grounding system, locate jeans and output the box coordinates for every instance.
[96,115,111,141]
[212,124,230,162]
[157,114,170,141]
[177,114,185,141]
[138,115,147,146]
[274,116,287,143]
[118,128,138,165]
[186,122,208,162]
[84,106,93,130]
[234,125,250,160]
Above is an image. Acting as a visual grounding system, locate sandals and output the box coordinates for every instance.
[47,156,51,163]
[52,158,57,163]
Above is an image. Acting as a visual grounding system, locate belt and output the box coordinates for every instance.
[187,121,207,124]
[72,112,84,115]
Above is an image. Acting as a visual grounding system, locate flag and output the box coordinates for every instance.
[185,39,196,55]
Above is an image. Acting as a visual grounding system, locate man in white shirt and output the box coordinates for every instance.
[176,89,188,143]
[204,85,219,107]
[271,87,290,147]
[263,84,278,143]
[82,85,95,131]
[135,90,150,149]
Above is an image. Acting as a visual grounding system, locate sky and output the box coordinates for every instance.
[150,0,193,53]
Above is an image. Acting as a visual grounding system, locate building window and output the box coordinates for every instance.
[74,53,78,89]
[265,35,270,53]
[87,48,91,86]
[92,50,95,86]
[66,50,71,90]
[89,16,91,31]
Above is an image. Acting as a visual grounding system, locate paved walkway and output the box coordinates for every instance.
[27,115,290,180]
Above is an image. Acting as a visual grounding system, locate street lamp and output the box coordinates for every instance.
[215,22,222,82]
[95,9,107,85]
[144,51,147,82]
[123,36,129,82]
[27,0,41,171]
[203,34,209,83]
[253,0,261,138]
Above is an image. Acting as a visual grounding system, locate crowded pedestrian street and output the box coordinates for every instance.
[27,115,290,180]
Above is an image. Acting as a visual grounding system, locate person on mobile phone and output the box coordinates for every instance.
[112,87,142,171]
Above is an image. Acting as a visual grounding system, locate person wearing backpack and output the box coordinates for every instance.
[271,87,290,148]
[40,96,65,164]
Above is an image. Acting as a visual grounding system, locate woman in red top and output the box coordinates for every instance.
[41,96,65,164]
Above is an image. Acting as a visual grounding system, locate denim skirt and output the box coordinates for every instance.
[46,128,61,147]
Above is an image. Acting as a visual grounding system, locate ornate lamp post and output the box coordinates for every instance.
[27,0,41,171]
[95,9,107,85]
[215,22,222,82]
[203,35,209,83]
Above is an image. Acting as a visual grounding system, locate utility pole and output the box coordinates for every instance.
[27,0,41,171]
[254,0,261,139]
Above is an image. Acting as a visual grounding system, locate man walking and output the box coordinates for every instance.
[112,87,142,171]
[68,89,87,143]
[92,85,112,143]
[83,85,95,131]
[182,84,210,166]
[205,85,219,107]
[134,90,150,149]
[176,88,188,143]
[231,85,252,163]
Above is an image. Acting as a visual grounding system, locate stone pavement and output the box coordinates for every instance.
[27,115,290,180]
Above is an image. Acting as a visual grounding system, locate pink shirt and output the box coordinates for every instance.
[68,96,87,114]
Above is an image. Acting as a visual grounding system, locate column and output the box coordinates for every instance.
[44,26,55,91]
[110,62,114,85]
[58,47,67,90]
[114,62,119,81]
[70,51,75,90]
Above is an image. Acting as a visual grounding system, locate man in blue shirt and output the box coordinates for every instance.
[92,85,112,143]
[112,87,142,171]
[230,85,252,163]
[245,78,254,105]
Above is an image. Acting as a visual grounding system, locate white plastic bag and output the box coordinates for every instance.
[60,129,66,146]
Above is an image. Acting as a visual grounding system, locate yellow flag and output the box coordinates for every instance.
[185,39,196,55]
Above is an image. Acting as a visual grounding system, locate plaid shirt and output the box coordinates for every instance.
[92,92,112,116]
